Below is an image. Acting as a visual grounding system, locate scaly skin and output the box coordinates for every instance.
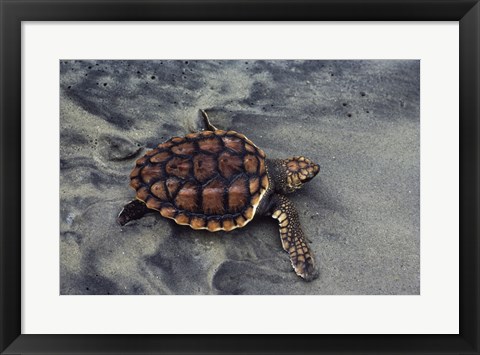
[270,194,317,281]
[262,158,320,281]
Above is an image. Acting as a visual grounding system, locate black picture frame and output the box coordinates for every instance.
[1,1,479,354]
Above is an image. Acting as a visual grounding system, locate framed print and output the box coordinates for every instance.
[1,0,479,354]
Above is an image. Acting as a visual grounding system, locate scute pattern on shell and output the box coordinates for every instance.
[129,130,269,232]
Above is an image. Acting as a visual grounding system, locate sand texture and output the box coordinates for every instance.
[60,60,420,295]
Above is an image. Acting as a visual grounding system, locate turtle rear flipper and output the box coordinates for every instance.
[117,199,152,226]
[270,194,317,281]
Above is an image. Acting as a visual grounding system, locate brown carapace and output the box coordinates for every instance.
[118,110,321,281]
[129,130,269,232]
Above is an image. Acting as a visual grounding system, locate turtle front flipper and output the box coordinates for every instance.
[117,199,152,226]
[200,109,218,131]
[270,194,317,281]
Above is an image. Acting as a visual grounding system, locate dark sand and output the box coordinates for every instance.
[60,60,420,295]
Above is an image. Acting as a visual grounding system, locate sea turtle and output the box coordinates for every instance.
[118,110,320,281]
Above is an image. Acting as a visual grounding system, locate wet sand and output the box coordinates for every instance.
[60,60,420,295]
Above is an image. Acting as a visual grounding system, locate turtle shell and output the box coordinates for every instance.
[129,130,269,232]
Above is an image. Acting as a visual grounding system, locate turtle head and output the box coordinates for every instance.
[284,156,320,188]
[269,156,320,194]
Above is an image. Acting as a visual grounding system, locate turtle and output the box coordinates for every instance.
[118,110,321,281]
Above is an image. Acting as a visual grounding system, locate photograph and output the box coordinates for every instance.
[60,59,420,295]
[2,0,478,352]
